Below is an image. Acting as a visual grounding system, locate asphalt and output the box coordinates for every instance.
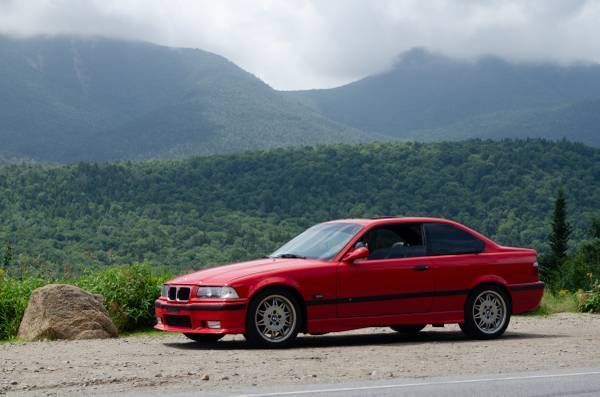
[115,367,600,397]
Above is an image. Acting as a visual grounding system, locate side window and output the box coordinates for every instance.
[356,223,426,260]
[425,223,484,255]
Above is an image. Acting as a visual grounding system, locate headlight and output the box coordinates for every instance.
[197,286,239,299]
[161,284,168,297]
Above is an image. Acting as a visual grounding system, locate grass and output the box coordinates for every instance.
[522,289,578,316]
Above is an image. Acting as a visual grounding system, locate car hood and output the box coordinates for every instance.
[167,257,324,285]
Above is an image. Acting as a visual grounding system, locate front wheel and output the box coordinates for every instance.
[245,289,302,348]
[461,286,511,339]
[183,333,224,343]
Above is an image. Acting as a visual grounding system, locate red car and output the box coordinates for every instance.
[155,217,544,347]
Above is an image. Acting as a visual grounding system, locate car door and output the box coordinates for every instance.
[337,222,434,317]
[424,222,488,313]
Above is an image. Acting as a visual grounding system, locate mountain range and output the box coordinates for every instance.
[1,36,600,162]
[288,48,600,144]
[0,35,371,162]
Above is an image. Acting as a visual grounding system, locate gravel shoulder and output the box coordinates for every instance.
[1,313,599,396]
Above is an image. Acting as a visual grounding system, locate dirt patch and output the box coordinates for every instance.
[1,313,599,395]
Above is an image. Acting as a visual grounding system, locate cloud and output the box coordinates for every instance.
[0,0,599,90]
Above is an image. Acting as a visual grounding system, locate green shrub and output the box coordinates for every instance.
[0,262,171,340]
[0,274,47,340]
[77,262,171,332]
[578,280,600,313]
[556,238,600,291]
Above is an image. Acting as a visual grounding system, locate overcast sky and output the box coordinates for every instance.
[1,0,599,90]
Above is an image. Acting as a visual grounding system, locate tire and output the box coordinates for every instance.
[390,325,426,334]
[245,289,303,348]
[183,333,224,343]
[461,285,511,339]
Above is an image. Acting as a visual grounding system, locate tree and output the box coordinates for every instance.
[550,189,571,261]
[543,189,571,286]
[2,242,13,269]
[591,216,600,240]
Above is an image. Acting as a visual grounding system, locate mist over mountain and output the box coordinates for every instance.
[1,36,600,163]
[0,35,372,162]
[289,48,600,146]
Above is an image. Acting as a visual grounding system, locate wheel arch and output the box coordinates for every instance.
[466,279,513,309]
[247,280,308,333]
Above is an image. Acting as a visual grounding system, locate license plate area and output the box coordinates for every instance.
[165,315,192,328]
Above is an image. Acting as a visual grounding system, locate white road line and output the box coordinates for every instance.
[235,370,600,397]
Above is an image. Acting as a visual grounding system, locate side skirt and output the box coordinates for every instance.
[306,311,464,334]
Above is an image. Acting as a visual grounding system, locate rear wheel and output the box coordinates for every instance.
[461,285,511,339]
[183,333,224,343]
[245,289,302,348]
[390,325,426,334]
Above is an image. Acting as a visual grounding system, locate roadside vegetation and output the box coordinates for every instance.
[526,291,578,316]
[538,191,600,314]
[0,263,170,340]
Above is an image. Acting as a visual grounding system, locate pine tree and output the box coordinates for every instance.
[550,189,570,260]
[591,216,600,239]
[544,189,571,285]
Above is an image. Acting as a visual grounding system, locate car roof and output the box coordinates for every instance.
[325,217,456,226]
[324,217,499,248]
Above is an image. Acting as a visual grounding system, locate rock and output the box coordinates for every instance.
[201,374,210,381]
[17,284,118,341]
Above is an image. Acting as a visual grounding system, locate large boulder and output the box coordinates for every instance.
[17,284,118,340]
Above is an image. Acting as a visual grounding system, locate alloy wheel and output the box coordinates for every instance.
[254,294,297,343]
[472,290,507,334]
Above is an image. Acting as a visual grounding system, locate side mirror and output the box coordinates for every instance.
[342,246,369,262]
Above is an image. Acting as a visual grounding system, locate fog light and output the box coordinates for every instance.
[156,317,162,324]
[206,320,221,329]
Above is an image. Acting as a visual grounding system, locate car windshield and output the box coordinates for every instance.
[270,222,363,260]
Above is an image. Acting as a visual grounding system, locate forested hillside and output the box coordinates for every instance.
[0,35,371,162]
[1,140,598,275]
[402,98,600,143]
[3,37,600,164]
[290,49,600,147]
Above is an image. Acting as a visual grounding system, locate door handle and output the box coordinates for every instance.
[413,265,429,271]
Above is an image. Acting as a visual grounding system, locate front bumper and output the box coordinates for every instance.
[154,299,247,334]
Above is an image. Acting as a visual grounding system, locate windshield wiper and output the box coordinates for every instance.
[271,253,307,259]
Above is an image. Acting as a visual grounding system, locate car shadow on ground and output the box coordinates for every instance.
[163,329,564,351]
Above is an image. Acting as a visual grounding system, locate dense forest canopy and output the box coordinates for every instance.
[1,139,598,276]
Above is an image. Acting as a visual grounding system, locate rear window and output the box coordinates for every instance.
[425,223,484,255]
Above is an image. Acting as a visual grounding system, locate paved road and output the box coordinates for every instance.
[119,367,600,397]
